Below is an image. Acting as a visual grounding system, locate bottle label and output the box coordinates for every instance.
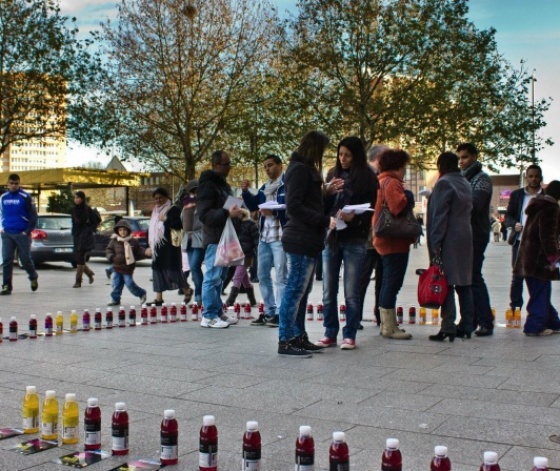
[296,454,315,468]
[160,445,178,461]
[42,418,58,435]
[112,434,129,451]
[242,458,261,471]
[295,465,315,471]
[330,463,349,471]
[199,443,218,468]
[23,414,39,430]
[63,425,78,439]
[84,422,101,446]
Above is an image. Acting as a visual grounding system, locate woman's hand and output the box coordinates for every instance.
[329,217,337,230]
[337,209,355,222]
[325,178,344,195]
[145,248,152,257]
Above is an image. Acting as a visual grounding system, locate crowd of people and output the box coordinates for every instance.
[2,135,560,355]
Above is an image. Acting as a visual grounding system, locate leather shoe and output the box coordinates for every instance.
[474,327,493,337]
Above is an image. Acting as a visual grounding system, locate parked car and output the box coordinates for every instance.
[90,216,150,258]
[23,213,76,267]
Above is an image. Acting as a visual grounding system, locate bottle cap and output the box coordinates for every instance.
[534,457,548,468]
[386,438,400,449]
[10,316,16,321]
[299,425,312,436]
[31,314,36,319]
[164,409,175,419]
[203,415,215,426]
[26,386,37,394]
[483,451,498,464]
[46,312,52,317]
[87,397,98,407]
[130,305,135,309]
[246,421,259,431]
[142,304,147,308]
[45,390,56,398]
[71,309,76,313]
[65,393,76,401]
[115,402,126,411]
[434,445,447,457]
[333,431,345,442]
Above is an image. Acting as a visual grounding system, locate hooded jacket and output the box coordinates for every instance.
[106,219,148,274]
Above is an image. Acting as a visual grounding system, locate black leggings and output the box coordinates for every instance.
[75,250,88,265]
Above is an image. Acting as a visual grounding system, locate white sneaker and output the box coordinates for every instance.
[200,317,229,328]
[220,312,239,325]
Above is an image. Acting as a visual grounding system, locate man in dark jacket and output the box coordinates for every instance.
[0,174,38,295]
[458,143,494,337]
[504,164,543,311]
[197,150,243,328]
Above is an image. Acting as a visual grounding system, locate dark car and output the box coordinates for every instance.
[90,216,150,259]
[25,213,76,266]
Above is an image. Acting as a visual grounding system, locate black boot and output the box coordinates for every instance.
[225,287,239,307]
[246,287,257,306]
[278,340,312,357]
[374,307,381,326]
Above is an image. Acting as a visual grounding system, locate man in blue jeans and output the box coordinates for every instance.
[0,174,39,295]
[241,154,287,328]
[197,151,243,328]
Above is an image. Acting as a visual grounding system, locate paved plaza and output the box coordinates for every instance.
[1,241,560,470]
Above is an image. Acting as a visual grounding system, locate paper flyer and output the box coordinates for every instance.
[57,450,110,468]
[11,438,58,454]
[0,427,23,440]
[107,459,161,471]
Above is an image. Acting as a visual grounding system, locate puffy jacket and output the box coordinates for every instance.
[106,219,148,274]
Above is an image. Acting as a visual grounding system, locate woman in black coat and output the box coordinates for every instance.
[70,190,98,288]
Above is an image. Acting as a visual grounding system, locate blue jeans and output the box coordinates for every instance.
[1,232,38,288]
[201,244,227,319]
[187,247,205,304]
[278,253,316,342]
[111,271,146,303]
[257,240,287,316]
[472,240,494,330]
[524,276,560,334]
[509,241,524,309]
[440,285,474,334]
[379,252,409,309]
[322,242,365,340]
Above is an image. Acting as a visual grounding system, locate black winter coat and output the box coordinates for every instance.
[239,219,259,258]
[71,203,97,252]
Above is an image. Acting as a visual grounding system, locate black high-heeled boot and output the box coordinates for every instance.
[429,331,455,342]
[455,329,472,339]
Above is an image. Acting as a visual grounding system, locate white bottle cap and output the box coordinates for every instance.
[26,386,37,394]
[130,305,135,309]
[71,310,76,313]
[115,402,126,411]
[247,421,259,431]
[164,409,175,419]
[483,451,498,464]
[31,314,36,319]
[299,425,312,436]
[65,393,76,401]
[10,316,16,321]
[386,438,400,449]
[203,415,215,426]
[434,445,447,457]
[333,431,345,442]
[142,304,147,308]
[534,457,548,468]
[87,397,98,407]
[45,390,56,398]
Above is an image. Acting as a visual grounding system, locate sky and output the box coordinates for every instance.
[59,0,560,182]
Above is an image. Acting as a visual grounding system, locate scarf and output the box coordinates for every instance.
[112,233,135,265]
[263,177,282,200]
[461,161,482,181]
[149,200,171,260]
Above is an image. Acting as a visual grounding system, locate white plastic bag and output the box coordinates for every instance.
[214,218,245,267]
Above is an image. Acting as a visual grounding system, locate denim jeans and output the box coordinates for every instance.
[322,242,365,340]
[379,252,409,309]
[187,247,205,304]
[201,244,227,319]
[111,272,146,303]
[257,240,287,316]
[509,241,524,309]
[440,285,474,334]
[278,252,316,342]
[1,232,38,287]
[472,240,494,330]
[524,276,560,333]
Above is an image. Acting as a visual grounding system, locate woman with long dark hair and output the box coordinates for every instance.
[70,191,97,288]
[315,136,377,350]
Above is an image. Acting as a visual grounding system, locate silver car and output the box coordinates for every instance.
[27,213,76,266]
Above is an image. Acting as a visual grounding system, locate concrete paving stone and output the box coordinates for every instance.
[430,363,497,375]
[418,383,559,408]
[444,344,547,362]
[9,364,112,385]
[498,369,560,394]
[355,349,482,370]
[382,368,509,389]
[114,363,222,383]
[358,389,445,412]
[500,445,560,470]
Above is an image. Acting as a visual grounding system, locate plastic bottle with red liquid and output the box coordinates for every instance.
[317,304,324,321]
[160,409,179,465]
[396,306,404,324]
[480,451,500,471]
[45,313,54,336]
[150,305,158,324]
[329,431,349,471]
[170,303,177,323]
[0,317,3,343]
[244,302,252,320]
[306,304,314,321]
[242,420,261,471]
[141,305,148,325]
[295,425,314,471]
[532,457,549,471]
[111,402,129,456]
[234,302,241,320]
[339,305,346,321]
[106,307,114,329]
[180,302,187,322]
[82,309,91,332]
[9,316,18,341]
[199,415,218,471]
[129,306,136,327]
[29,315,38,339]
[381,438,402,471]
[191,303,200,321]
[118,307,126,327]
[222,302,228,313]
[84,397,102,450]
[161,303,168,323]
[430,446,451,471]
[258,302,264,316]
[408,306,416,324]
[94,309,102,330]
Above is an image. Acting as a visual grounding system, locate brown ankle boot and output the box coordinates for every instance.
[73,265,84,288]
[83,265,95,284]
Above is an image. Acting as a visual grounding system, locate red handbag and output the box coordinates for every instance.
[417,262,448,309]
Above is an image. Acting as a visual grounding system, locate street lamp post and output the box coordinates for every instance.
[531,69,536,162]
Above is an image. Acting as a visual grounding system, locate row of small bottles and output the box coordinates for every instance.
[505,307,523,328]
[20,387,550,470]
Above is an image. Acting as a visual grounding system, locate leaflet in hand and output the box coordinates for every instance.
[340,203,372,214]
[223,195,244,210]
[258,200,286,210]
